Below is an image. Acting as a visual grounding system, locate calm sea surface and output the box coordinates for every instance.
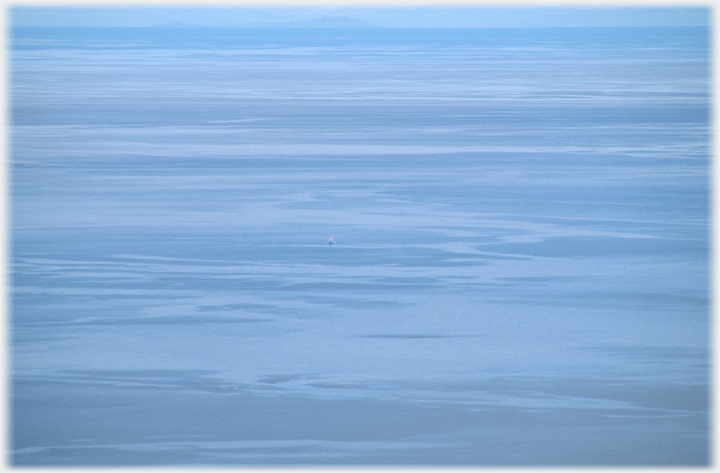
[10,26,710,465]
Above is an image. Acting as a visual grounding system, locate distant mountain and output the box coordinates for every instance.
[155,22,195,28]
[260,16,376,28]
[150,15,377,29]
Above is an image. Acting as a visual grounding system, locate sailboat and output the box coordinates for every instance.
[328,235,335,245]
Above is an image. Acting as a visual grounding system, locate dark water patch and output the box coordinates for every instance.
[197,302,276,312]
[12,334,75,344]
[258,374,314,385]
[12,376,708,465]
[359,334,456,340]
[79,315,272,326]
[60,368,217,382]
[480,236,707,258]
[285,280,438,294]
[297,295,399,308]
[18,369,252,395]
[583,291,708,308]
[580,345,709,364]
[480,289,709,312]
[499,276,589,282]
[413,374,709,413]
[306,382,369,390]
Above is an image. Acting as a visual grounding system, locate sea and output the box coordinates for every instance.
[9,26,711,465]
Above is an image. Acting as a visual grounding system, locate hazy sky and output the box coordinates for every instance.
[10,6,710,28]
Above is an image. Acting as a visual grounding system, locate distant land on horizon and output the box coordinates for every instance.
[249,15,377,29]
[149,16,377,29]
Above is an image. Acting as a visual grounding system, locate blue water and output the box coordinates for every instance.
[10,26,710,465]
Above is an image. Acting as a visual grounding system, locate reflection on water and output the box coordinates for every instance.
[10,25,710,465]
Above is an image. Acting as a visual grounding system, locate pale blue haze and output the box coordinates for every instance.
[10,6,710,28]
[9,16,710,466]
